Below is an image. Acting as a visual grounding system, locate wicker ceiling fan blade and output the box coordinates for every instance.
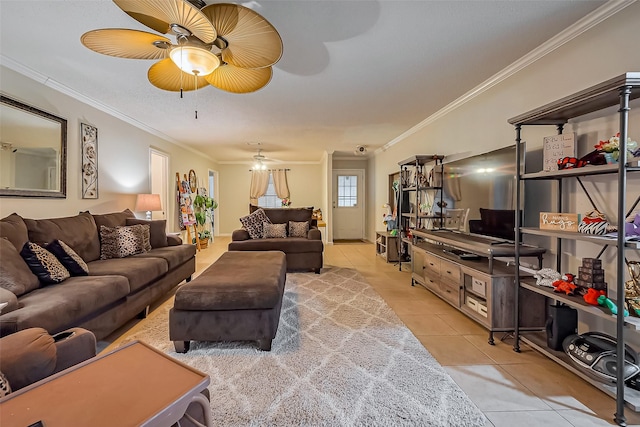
[81,29,171,60]
[148,58,209,92]
[204,64,272,94]
[201,3,282,69]
[113,0,216,43]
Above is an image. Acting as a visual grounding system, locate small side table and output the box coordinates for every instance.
[317,220,327,243]
[376,231,399,262]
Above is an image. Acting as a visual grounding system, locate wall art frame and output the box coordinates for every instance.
[81,122,98,199]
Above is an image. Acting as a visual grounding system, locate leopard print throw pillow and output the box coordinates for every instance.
[263,222,287,238]
[0,371,11,397]
[100,224,150,259]
[20,242,71,284]
[239,209,271,239]
[47,239,89,276]
[289,221,309,237]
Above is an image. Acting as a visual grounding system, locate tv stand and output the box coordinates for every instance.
[410,229,546,344]
[414,229,545,273]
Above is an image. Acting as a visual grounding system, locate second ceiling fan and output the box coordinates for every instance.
[81,0,283,94]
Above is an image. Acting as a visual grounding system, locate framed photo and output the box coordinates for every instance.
[81,123,98,199]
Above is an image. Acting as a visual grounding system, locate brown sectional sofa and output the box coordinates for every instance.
[228,206,323,273]
[0,210,195,340]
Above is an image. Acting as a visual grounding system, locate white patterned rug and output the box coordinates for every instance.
[121,267,486,426]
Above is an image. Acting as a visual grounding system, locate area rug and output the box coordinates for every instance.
[120,267,486,426]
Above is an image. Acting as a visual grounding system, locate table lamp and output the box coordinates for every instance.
[135,193,162,220]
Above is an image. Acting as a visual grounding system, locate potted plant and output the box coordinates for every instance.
[193,194,218,248]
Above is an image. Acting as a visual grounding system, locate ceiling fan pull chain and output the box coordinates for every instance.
[179,46,184,99]
[194,73,199,119]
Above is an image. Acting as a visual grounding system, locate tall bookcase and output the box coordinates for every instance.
[509,72,640,425]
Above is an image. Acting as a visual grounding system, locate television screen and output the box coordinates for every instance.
[441,144,523,241]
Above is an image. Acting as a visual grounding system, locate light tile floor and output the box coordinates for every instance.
[104,237,640,427]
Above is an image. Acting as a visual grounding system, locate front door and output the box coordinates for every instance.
[332,169,364,240]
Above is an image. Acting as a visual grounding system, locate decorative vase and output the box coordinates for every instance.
[198,238,209,249]
[603,152,618,164]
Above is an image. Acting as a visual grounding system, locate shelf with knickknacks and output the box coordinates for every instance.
[509,73,640,423]
[396,154,445,271]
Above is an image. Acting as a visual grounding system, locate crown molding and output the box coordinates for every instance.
[218,160,321,165]
[0,55,215,161]
[375,0,634,155]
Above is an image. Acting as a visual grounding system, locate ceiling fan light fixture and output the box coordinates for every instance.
[169,46,220,76]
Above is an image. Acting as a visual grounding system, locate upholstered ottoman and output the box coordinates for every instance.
[169,251,287,353]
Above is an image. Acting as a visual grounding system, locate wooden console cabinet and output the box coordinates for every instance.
[411,230,547,344]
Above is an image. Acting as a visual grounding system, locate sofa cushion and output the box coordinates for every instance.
[23,212,101,262]
[20,242,70,285]
[263,222,287,238]
[254,206,313,224]
[91,209,135,230]
[228,237,323,254]
[99,225,150,259]
[47,240,89,276]
[239,209,271,239]
[88,256,168,293]
[0,327,56,391]
[289,221,309,237]
[0,238,40,296]
[1,275,130,335]
[133,245,196,270]
[126,218,168,248]
[0,214,29,251]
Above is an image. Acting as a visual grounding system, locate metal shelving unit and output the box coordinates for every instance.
[396,155,444,271]
[509,72,640,426]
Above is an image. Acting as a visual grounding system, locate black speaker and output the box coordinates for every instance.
[546,304,577,350]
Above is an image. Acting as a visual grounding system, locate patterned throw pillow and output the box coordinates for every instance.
[47,240,89,276]
[100,225,150,259]
[289,221,309,237]
[20,242,70,284]
[239,209,271,239]
[0,371,11,397]
[263,222,287,238]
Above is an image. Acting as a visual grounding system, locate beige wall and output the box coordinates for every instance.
[373,3,640,242]
[0,66,219,232]
[217,163,324,235]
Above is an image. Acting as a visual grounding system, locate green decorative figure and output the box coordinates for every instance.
[597,295,629,317]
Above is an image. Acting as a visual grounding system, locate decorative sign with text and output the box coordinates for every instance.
[539,212,579,232]
[543,133,576,171]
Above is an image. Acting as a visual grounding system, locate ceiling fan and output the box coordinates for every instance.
[253,148,269,169]
[81,0,283,95]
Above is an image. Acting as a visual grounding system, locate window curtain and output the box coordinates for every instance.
[272,169,290,199]
[249,170,270,205]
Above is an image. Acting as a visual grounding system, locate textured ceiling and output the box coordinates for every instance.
[0,0,606,164]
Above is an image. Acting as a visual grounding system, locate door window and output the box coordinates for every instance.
[337,175,358,207]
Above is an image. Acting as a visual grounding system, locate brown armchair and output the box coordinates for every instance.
[0,327,96,392]
[0,328,209,427]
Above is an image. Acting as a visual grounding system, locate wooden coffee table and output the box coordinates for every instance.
[0,340,212,427]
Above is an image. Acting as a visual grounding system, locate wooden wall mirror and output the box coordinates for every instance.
[0,95,67,198]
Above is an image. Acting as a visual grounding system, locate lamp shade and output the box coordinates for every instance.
[135,193,162,213]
